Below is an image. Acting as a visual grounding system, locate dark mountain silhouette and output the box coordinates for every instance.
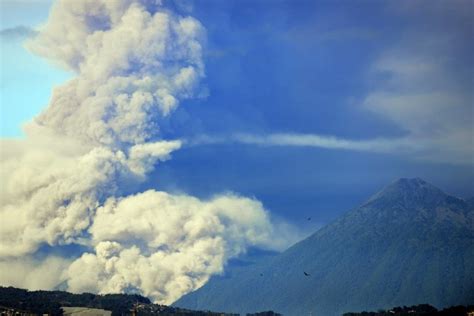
[342,303,474,316]
[174,178,474,316]
[0,286,239,316]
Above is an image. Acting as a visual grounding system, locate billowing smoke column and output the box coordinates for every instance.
[0,0,293,304]
[30,0,205,147]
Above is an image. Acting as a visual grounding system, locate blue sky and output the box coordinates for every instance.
[1,0,473,229]
[153,0,474,226]
[1,0,71,136]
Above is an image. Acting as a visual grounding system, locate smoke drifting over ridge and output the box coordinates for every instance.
[0,0,294,304]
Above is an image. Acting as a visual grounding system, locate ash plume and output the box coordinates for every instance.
[0,0,295,304]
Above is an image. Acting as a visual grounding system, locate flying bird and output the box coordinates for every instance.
[304,271,310,276]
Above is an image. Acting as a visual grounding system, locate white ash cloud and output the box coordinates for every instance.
[26,0,205,148]
[0,256,71,291]
[0,137,180,258]
[66,191,289,304]
[0,0,295,304]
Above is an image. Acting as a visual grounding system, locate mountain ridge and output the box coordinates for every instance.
[175,178,474,316]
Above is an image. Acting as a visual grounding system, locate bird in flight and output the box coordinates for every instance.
[304,271,310,276]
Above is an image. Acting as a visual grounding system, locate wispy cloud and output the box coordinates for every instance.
[361,17,473,165]
[187,133,419,154]
[232,133,414,153]
[0,26,37,41]
[187,130,472,165]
